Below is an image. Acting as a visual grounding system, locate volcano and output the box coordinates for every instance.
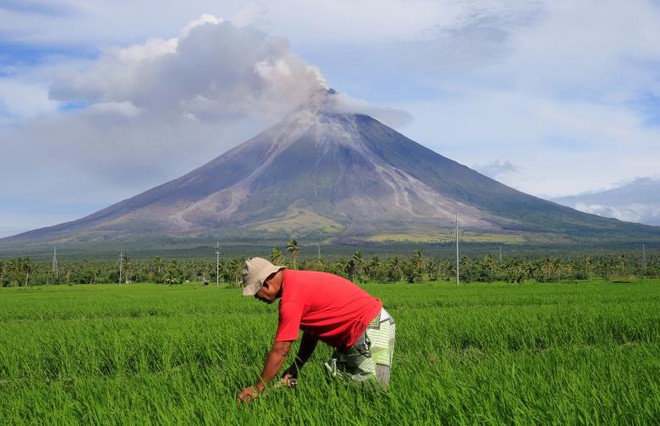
[4,89,659,246]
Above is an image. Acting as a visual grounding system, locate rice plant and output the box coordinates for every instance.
[1,279,658,424]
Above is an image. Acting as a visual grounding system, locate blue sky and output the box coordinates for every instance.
[1,0,660,237]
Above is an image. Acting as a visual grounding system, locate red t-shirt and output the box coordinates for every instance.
[275,269,382,350]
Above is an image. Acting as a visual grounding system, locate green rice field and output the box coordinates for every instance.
[1,279,658,425]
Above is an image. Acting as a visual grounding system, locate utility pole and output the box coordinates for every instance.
[456,213,459,287]
[52,246,58,281]
[317,243,321,259]
[499,245,503,263]
[119,251,123,285]
[641,243,647,270]
[215,242,221,287]
[452,212,462,287]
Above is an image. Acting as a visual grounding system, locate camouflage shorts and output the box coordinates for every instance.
[325,308,396,388]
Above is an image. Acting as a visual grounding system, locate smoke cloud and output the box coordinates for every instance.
[323,92,413,128]
[50,15,327,122]
[1,15,329,213]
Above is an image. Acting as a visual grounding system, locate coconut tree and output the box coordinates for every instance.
[287,239,300,269]
[387,257,404,283]
[408,249,427,283]
[350,251,365,283]
[366,256,383,282]
[270,247,285,265]
[9,257,34,287]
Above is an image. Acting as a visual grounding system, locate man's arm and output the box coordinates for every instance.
[257,340,293,389]
[281,332,319,380]
[238,340,292,403]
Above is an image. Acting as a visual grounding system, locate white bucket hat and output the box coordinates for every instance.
[241,257,285,296]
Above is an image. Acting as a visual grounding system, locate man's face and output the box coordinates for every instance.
[254,274,278,304]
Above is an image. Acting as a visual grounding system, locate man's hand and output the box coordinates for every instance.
[277,368,298,388]
[238,340,293,403]
[237,386,259,404]
[281,364,298,382]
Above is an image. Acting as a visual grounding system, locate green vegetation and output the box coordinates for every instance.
[1,248,657,287]
[1,279,658,424]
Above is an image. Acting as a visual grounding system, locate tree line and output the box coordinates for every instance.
[1,244,657,287]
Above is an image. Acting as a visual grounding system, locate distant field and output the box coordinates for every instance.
[366,230,529,244]
[1,280,658,424]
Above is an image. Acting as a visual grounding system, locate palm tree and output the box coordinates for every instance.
[618,254,627,276]
[123,255,132,284]
[351,252,365,283]
[270,247,285,265]
[228,257,245,286]
[480,253,497,282]
[287,239,300,269]
[163,259,183,284]
[387,257,404,283]
[21,257,33,287]
[151,256,164,283]
[409,249,427,283]
[366,256,382,282]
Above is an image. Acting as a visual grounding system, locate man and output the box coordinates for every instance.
[237,257,396,403]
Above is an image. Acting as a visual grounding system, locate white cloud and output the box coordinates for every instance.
[179,13,224,36]
[551,177,660,226]
[0,78,59,123]
[472,160,518,179]
[85,101,143,117]
[397,85,660,198]
[232,2,267,29]
[265,0,454,44]
[572,203,660,227]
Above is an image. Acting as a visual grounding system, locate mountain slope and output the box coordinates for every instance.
[4,90,660,245]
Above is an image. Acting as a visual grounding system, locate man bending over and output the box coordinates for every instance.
[237,257,396,403]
